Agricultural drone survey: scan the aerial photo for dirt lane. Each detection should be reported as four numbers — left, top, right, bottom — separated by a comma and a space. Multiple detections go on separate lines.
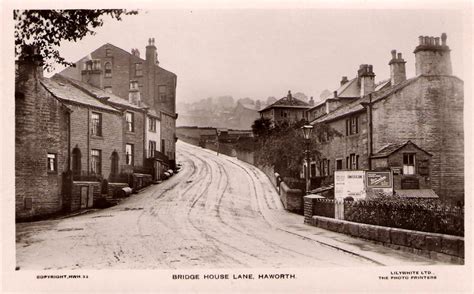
15, 141, 438, 269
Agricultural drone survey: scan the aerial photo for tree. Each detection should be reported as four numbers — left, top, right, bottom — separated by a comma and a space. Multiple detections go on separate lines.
255, 100, 262, 110
251, 117, 272, 138
266, 96, 277, 105
254, 120, 341, 178
14, 9, 137, 70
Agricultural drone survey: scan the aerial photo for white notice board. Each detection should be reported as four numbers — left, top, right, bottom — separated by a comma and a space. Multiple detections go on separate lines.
334, 170, 366, 200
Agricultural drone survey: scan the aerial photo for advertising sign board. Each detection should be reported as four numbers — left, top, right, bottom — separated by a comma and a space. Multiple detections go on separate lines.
366, 171, 393, 194
334, 170, 366, 200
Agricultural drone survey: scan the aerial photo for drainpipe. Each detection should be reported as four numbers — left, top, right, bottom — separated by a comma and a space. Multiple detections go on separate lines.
87, 108, 90, 173
67, 111, 71, 171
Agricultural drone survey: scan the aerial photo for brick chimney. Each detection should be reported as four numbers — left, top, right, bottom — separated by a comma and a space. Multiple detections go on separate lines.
389, 50, 407, 86
309, 96, 314, 106
81, 56, 103, 89
287, 90, 292, 101
414, 33, 452, 75
131, 48, 140, 58
128, 80, 141, 105
358, 64, 375, 97
340, 76, 349, 86
146, 38, 158, 66
16, 45, 43, 82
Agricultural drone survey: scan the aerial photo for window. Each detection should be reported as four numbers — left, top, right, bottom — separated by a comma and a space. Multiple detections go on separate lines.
149, 117, 156, 132
135, 63, 143, 76
104, 62, 112, 78
91, 112, 102, 136
161, 139, 165, 153
106, 48, 112, 57
104, 86, 112, 93
346, 115, 359, 135
149, 141, 156, 158
350, 153, 359, 170
403, 153, 416, 175
336, 159, 343, 170
47, 153, 57, 172
125, 112, 134, 132
91, 149, 102, 175
126, 144, 134, 165
159, 85, 167, 101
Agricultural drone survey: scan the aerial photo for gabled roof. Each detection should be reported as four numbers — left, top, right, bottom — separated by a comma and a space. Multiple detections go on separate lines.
54, 74, 146, 111
41, 78, 119, 113
62, 43, 177, 79
326, 78, 360, 99
312, 97, 364, 124
259, 92, 310, 112
312, 76, 421, 124
371, 140, 433, 158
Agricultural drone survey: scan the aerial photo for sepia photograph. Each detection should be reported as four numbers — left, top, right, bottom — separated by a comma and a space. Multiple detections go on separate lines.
2, 1, 473, 293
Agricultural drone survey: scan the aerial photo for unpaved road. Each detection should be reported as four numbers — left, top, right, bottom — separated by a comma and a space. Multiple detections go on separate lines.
16, 141, 440, 269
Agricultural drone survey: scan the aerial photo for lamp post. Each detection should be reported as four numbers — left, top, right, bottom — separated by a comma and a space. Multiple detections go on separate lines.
301, 124, 313, 195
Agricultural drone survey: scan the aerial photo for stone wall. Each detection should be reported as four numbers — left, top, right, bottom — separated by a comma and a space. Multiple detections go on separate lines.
123, 109, 146, 167
279, 182, 303, 212
107, 182, 130, 201
372, 76, 464, 202
69, 181, 101, 212
236, 150, 255, 165
68, 103, 123, 180
15, 61, 69, 220
304, 196, 464, 263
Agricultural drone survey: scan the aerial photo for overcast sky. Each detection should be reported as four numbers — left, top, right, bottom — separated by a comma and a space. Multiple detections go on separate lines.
48, 9, 466, 103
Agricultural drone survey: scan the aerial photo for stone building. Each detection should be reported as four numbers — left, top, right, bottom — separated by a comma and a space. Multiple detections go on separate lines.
259, 90, 310, 126
15, 50, 70, 220
309, 33, 463, 204
60, 38, 178, 168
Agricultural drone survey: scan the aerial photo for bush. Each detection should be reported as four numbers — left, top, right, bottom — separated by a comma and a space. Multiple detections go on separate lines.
343, 194, 464, 236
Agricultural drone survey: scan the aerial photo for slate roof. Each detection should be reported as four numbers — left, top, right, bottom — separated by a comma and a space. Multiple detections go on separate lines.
371, 140, 433, 158
259, 93, 310, 112
41, 78, 119, 113
312, 76, 421, 124
55, 74, 146, 111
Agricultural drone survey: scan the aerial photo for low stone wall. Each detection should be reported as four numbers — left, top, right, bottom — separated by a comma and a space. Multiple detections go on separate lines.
236, 150, 255, 165
304, 196, 464, 263
107, 183, 129, 200
69, 181, 101, 212
279, 181, 303, 212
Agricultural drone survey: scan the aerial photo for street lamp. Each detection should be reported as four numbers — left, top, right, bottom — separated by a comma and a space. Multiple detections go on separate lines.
301, 124, 313, 195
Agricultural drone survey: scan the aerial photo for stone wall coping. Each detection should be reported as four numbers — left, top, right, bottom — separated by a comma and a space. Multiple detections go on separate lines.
304, 194, 325, 199
313, 216, 464, 241
280, 181, 302, 193
73, 181, 101, 184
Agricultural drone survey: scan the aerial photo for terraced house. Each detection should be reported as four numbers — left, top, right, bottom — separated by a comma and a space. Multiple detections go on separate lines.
308, 34, 463, 204
60, 38, 178, 168
15, 38, 178, 220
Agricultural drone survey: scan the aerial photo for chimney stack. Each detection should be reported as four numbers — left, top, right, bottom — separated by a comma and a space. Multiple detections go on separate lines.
287, 90, 292, 101
414, 33, 452, 75
131, 48, 140, 58
17, 45, 44, 81
340, 76, 349, 86
358, 64, 375, 97
309, 96, 314, 106
128, 80, 141, 105
146, 37, 159, 66
81, 58, 103, 89
389, 49, 407, 86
